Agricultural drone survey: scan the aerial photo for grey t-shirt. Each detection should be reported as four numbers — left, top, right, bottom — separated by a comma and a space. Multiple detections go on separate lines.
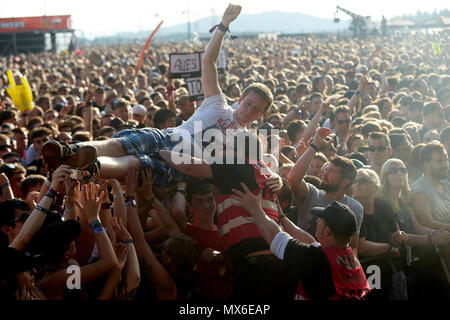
410, 175, 450, 224
295, 183, 364, 235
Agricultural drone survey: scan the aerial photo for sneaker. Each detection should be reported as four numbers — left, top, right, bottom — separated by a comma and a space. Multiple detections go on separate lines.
42, 140, 98, 179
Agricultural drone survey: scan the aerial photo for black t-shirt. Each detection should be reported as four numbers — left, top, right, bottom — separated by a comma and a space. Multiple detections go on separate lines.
359, 198, 397, 243
209, 161, 260, 195
283, 240, 336, 299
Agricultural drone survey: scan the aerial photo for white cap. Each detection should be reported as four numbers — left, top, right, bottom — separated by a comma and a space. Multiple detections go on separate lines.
132, 104, 146, 116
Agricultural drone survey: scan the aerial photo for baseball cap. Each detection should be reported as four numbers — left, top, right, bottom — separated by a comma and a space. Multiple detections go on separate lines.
311, 201, 357, 237
32, 220, 81, 266
0, 247, 38, 279
132, 104, 146, 117
0, 199, 30, 228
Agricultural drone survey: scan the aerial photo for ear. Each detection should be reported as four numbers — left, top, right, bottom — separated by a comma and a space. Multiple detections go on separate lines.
1, 225, 11, 235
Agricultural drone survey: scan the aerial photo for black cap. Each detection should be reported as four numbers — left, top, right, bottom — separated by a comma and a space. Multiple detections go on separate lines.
32, 220, 81, 265
311, 201, 357, 237
0, 247, 38, 279
0, 199, 30, 227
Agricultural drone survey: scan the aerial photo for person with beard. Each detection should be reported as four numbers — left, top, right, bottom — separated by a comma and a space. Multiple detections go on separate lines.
288, 128, 364, 254
411, 142, 450, 231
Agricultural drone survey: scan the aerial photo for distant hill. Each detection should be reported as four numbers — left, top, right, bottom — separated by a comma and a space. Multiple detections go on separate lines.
85, 11, 351, 44
158, 11, 351, 36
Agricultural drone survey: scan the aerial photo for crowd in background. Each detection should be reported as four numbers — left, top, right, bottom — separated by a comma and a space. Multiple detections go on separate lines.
0, 28, 450, 300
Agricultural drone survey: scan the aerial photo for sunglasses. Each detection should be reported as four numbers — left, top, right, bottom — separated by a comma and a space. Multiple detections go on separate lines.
354, 178, 372, 185
368, 145, 388, 152
0, 145, 11, 151
337, 119, 351, 125
387, 167, 408, 175
8, 212, 30, 226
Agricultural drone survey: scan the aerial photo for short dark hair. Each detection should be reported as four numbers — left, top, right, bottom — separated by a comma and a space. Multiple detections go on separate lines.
286, 120, 306, 142
368, 131, 391, 148
20, 174, 45, 197
30, 127, 52, 142
330, 156, 357, 187
185, 177, 214, 203
334, 105, 351, 118
153, 108, 176, 129
421, 142, 446, 165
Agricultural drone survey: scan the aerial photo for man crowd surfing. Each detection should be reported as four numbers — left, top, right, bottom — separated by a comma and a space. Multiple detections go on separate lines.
0, 4, 449, 300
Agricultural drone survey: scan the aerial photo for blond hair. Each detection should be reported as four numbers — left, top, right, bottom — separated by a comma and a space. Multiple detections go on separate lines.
378, 158, 411, 213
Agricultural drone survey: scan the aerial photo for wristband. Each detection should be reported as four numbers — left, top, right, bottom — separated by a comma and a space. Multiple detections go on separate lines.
175, 189, 186, 197
89, 220, 102, 230
46, 187, 57, 199
209, 23, 229, 34
278, 214, 287, 222
35, 205, 49, 214
0, 182, 10, 189
217, 23, 229, 33
309, 143, 319, 152
125, 196, 135, 202
126, 199, 137, 207
113, 193, 123, 198
123, 239, 133, 245
93, 227, 106, 235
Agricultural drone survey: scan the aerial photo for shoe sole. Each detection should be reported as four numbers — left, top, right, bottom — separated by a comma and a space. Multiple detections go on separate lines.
42, 141, 63, 173
62, 145, 98, 169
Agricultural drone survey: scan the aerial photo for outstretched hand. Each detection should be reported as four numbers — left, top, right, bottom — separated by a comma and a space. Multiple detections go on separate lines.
137, 168, 157, 201
312, 127, 334, 151
74, 182, 104, 221
232, 182, 263, 214
221, 4, 242, 27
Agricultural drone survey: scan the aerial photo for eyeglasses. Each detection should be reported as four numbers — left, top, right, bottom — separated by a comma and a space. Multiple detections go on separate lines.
387, 167, 408, 175
354, 178, 372, 185
8, 212, 30, 226
368, 145, 388, 152
337, 119, 351, 125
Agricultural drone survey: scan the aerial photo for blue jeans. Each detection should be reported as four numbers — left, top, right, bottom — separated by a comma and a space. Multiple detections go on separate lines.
113, 127, 182, 188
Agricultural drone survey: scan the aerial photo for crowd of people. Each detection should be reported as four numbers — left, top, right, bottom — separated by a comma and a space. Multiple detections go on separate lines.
0, 4, 450, 300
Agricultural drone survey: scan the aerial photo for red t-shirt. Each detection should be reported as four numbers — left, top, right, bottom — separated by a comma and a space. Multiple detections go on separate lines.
185, 223, 223, 253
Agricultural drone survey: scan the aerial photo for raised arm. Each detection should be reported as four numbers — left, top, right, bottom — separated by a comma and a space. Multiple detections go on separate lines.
128, 170, 177, 299
287, 128, 333, 203
301, 101, 328, 143
277, 202, 316, 244
0, 173, 14, 202
10, 165, 71, 251
202, 4, 241, 98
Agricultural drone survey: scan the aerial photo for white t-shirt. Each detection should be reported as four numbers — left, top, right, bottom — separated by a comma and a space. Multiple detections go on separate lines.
175, 94, 244, 135
173, 94, 245, 152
